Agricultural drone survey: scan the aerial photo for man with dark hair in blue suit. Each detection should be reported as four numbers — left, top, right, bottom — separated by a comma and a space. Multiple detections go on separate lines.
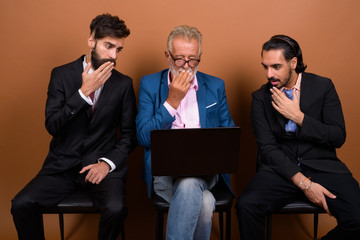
136, 25, 234, 239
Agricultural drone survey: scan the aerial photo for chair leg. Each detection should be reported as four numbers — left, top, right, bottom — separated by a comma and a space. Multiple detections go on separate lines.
156, 210, 164, 240
219, 211, 224, 240
59, 213, 64, 240
226, 209, 231, 240
314, 213, 319, 240
266, 214, 272, 240
121, 221, 125, 240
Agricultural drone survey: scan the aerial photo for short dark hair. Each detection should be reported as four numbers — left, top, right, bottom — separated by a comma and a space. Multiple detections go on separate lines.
90, 13, 130, 40
262, 35, 307, 73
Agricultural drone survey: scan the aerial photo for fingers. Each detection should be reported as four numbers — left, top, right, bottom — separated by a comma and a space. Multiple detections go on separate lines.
79, 166, 90, 174
80, 163, 108, 184
83, 61, 92, 74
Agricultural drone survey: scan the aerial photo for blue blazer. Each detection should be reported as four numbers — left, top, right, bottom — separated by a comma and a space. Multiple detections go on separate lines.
136, 69, 235, 196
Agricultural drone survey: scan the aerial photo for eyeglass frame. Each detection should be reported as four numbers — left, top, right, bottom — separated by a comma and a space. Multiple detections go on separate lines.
168, 51, 201, 68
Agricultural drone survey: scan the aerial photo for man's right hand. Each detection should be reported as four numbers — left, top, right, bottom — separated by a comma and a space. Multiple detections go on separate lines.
166, 70, 192, 109
80, 61, 114, 97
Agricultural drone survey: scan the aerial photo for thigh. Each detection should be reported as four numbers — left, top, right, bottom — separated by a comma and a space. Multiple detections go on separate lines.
88, 177, 126, 210
311, 171, 360, 223
239, 167, 302, 211
13, 173, 79, 207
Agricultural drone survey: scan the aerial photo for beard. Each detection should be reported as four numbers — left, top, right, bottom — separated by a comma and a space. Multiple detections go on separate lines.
169, 61, 198, 82
268, 67, 292, 89
91, 43, 116, 70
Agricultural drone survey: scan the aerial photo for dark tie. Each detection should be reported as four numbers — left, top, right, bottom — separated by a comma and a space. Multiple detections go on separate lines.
89, 91, 95, 102
89, 91, 95, 111
283, 89, 297, 133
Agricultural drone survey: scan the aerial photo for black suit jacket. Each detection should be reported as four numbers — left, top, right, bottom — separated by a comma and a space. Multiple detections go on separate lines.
252, 72, 350, 180
39, 56, 137, 179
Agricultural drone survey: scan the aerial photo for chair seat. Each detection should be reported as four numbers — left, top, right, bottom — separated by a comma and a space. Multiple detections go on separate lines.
152, 183, 234, 211
272, 200, 326, 214
42, 190, 99, 214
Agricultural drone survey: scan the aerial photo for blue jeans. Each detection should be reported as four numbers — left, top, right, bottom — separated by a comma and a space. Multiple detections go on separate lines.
154, 176, 218, 240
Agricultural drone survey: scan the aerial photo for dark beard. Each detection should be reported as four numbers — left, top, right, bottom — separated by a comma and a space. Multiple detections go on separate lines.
91, 46, 116, 70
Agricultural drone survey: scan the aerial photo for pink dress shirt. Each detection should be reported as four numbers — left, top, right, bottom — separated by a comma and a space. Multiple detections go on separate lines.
163, 70, 201, 129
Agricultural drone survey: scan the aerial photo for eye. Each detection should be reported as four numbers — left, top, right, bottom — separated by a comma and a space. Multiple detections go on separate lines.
273, 65, 281, 70
116, 48, 122, 53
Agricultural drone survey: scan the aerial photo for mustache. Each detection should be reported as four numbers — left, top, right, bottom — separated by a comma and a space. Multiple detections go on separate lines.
94, 58, 116, 68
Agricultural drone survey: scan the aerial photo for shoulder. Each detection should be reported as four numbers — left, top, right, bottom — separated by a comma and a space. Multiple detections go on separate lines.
252, 82, 270, 99
52, 56, 84, 74
140, 69, 168, 88
196, 71, 225, 88
111, 69, 133, 85
302, 72, 334, 89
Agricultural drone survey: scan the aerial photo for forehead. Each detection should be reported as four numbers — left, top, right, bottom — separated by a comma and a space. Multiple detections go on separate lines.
261, 49, 286, 65
171, 37, 199, 56
97, 36, 125, 47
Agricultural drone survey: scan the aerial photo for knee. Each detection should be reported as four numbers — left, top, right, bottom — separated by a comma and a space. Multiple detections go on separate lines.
202, 190, 215, 213
101, 200, 127, 220
11, 193, 34, 215
235, 191, 261, 216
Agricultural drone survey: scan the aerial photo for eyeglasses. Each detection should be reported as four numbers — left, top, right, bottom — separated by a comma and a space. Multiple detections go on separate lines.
168, 52, 201, 68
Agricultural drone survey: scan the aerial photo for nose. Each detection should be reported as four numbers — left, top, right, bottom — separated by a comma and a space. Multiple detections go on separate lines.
109, 49, 117, 60
266, 68, 273, 79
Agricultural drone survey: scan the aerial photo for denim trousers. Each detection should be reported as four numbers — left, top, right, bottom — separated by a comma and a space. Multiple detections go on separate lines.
154, 175, 218, 240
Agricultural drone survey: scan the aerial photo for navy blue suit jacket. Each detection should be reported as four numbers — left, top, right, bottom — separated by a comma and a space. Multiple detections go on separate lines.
136, 69, 235, 196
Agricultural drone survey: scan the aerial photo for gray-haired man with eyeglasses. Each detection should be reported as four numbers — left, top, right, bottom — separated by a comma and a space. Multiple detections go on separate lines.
136, 25, 234, 239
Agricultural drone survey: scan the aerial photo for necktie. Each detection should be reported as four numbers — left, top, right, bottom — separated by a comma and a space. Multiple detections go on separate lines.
89, 91, 95, 111
89, 91, 95, 102
283, 89, 297, 133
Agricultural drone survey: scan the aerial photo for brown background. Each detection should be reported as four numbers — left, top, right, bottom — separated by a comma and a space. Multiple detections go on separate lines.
1, 0, 360, 239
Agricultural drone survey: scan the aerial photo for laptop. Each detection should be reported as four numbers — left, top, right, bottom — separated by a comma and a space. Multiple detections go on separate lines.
151, 127, 241, 176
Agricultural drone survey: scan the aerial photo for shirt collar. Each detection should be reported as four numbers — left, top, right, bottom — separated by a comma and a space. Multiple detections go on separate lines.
283, 72, 302, 91
82, 55, 94, 74
167, 70, 198, 91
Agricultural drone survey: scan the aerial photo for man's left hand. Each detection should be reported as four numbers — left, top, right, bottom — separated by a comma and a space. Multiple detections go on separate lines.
270, 87, 304, 126
79, 161, 110, 184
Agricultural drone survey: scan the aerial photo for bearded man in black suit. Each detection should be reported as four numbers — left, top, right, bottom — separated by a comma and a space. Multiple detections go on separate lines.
236, 35, 360, 240
11, 13, 137, 240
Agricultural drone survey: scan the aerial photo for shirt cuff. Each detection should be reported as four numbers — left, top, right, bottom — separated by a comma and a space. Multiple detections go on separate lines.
78, 89, 93, 105
98, 158, 116, 172
164, 101, 177, 117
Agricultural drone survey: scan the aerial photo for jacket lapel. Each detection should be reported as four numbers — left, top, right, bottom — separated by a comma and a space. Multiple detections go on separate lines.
196, 76, 206, 128
160, 71, 169, 104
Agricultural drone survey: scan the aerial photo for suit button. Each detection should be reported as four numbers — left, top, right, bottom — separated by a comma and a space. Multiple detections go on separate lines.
70, 111, 75, 115
297, 157, 302, 161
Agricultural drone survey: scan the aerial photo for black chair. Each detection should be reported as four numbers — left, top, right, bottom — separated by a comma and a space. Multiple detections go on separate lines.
41, 189, 125, 240
266, 199, 326, 240
152, 178, 233, 240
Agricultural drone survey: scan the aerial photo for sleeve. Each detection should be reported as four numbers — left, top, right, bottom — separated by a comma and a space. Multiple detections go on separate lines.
251, 91, 301, 179
218, 80, 235, 127
45, 68, 90, 136
102, 80, 138, 169
298, 79, 346, 148
136, 77, 175, 149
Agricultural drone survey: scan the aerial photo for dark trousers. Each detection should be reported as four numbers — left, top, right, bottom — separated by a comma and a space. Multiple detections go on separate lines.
236, 166, 360, 240
11, 166, 127, 240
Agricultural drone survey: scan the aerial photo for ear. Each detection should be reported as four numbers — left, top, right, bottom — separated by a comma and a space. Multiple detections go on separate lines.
290, 57, 298, 70
88, 35, 95, 49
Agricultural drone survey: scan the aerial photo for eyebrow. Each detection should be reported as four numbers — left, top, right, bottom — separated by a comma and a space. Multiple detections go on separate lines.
261, 63, 282, 67
105, 41, 123, 50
